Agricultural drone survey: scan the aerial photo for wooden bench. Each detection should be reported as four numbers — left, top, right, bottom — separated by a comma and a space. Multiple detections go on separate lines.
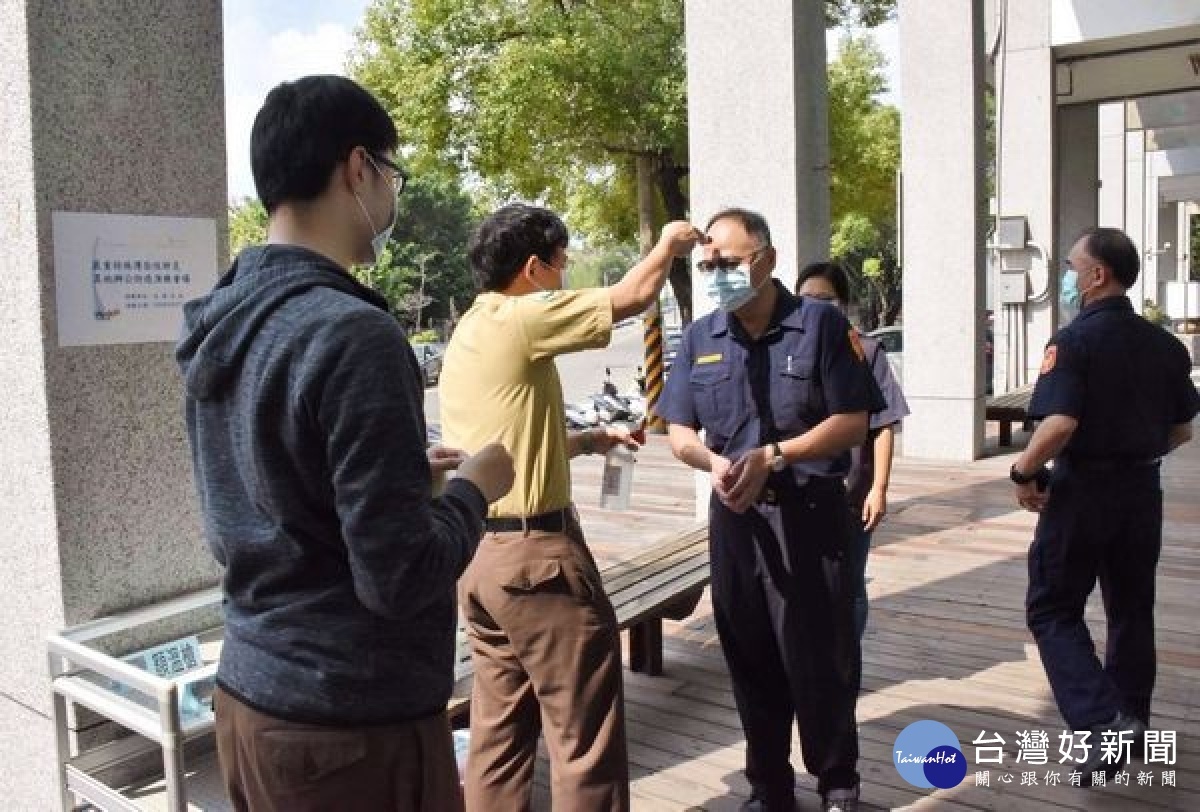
449, 524, 709, 722
50, 527, 712, 806
986, 383, 1035, 447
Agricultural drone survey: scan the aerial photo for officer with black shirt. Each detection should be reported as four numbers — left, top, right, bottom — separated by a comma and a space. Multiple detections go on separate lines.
1013, 226, 1199, 785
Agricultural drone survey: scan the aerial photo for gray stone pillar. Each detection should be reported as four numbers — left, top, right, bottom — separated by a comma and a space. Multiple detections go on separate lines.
1177, 203, 1192, 285
1056, 105, 1099, 265
684, 0, 829, 297
0, 2, 225, 806
685, 0, 830, 515
898, 0, 987, 459
1096, 102, 1127, 229
995, 0, 1056, 387
1145, 192, 1170, 306
1126, 128, 1148, 311
1056, 103, 1098, 324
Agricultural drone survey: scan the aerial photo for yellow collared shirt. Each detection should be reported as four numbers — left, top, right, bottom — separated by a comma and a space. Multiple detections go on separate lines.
439, 288, 613, 517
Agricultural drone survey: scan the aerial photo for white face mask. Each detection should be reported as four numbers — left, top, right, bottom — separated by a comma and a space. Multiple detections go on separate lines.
532, 257, 567, 291
354, 154, 398, 264
354, 191, 396, 264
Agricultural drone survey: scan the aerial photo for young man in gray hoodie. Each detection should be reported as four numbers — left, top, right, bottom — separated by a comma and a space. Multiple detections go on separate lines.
176, 75, 514, 812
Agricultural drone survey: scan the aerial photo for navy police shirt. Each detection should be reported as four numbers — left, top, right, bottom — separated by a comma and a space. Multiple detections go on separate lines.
1029, 295, 1200, 461
846, 332, 911, 508
658, 281, 885, 481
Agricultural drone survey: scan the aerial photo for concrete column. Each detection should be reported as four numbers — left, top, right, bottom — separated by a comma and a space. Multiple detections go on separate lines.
0, 2, 224, 806
1055, 103, 1098, 326
1126, 129, 1147, 311
899, 0, 987, 459
1149, 197, 1175, 305
1140, 173, 1161, 308
685, 0, 829, 514
1178, 203, 1193, 284
995, 0, 1056, 389
1096, 102, 1127, 228
685, 0, 829, 299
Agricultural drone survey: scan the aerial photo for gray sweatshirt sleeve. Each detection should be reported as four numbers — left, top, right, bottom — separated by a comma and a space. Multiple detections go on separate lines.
308, 310, 486, 620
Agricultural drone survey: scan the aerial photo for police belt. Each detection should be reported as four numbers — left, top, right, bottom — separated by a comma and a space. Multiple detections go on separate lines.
1058, 455, 1162, 473
756, 476, 843, 506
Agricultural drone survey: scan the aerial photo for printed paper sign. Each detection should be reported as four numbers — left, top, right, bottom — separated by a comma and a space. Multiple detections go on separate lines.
52, 211, 218, 346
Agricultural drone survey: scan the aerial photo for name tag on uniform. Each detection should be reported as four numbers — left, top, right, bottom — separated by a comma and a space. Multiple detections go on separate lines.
696, 353, 723, 365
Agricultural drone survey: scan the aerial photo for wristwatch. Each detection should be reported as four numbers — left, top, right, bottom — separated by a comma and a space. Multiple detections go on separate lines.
768, 442, 787, 473
1009, 463, 1041, 485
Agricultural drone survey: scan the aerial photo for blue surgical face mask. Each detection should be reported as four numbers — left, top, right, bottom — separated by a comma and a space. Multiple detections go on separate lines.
1059, 269, 1082, 310
706, 266, 759, 312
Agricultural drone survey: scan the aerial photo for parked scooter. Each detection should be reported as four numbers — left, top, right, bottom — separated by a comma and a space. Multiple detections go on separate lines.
562, 367, 649, 432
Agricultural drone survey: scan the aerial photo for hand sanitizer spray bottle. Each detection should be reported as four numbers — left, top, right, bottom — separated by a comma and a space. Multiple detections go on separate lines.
600, 444, 635, 510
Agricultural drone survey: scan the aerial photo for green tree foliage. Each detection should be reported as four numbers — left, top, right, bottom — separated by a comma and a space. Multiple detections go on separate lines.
352, 0, 895, 323
827, 0, 895, 27
226, 176, 477, 330
352, 173, 478, 328
228, 198, 267, 255
827, 34, 901, 329
352, 0, 693, 316
567, 245, 638, 290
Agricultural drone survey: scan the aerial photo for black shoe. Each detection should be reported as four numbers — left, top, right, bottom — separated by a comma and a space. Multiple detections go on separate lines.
822, 786, 860, 812
1080, 712, 1146, 786
740, 795, 798, 812
1130, 713, 1149, 758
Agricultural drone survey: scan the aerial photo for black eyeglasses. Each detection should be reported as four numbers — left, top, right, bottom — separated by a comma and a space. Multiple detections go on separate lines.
367, 151, 409, 194
695, 248, 765, 274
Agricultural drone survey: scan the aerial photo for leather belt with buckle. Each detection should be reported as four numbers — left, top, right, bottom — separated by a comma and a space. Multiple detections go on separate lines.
484, 509, 570, 533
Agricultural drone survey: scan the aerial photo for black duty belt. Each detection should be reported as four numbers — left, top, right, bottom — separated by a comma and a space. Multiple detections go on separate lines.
485, 508, 570, 533
1061, 456, 1162, 472
754, 476, 843, 506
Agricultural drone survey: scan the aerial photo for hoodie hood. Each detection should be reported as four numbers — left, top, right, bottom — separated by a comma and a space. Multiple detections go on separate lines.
176, 244, 389, 401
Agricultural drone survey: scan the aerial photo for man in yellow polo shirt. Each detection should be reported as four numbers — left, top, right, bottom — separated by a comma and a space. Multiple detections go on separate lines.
441, 203, 704, 811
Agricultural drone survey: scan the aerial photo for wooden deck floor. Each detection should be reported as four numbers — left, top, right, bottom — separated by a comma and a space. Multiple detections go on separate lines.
126, 422, 1199, 810
547, 430, 1200, 811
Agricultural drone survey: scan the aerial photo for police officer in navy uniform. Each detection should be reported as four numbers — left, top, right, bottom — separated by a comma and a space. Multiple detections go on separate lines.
1014, 227, 1199, 785
659, 209, 884, 812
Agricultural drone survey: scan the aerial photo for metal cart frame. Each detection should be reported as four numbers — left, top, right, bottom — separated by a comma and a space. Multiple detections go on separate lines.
47, 586, 222, 812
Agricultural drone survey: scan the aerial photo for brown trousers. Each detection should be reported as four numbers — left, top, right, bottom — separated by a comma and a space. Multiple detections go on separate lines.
214, 687, 463, 812
458, 513, 629, 811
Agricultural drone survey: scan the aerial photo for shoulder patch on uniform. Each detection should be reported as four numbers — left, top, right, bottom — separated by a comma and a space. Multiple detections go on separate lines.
696, 353, 723, 365
848, 329, 865, 362
1040, 345, 1057, 374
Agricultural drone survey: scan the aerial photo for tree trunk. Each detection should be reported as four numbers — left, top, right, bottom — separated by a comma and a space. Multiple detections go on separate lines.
636, 154, 657, 258
655, 151, 692, 325
872, 285, 886, 331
